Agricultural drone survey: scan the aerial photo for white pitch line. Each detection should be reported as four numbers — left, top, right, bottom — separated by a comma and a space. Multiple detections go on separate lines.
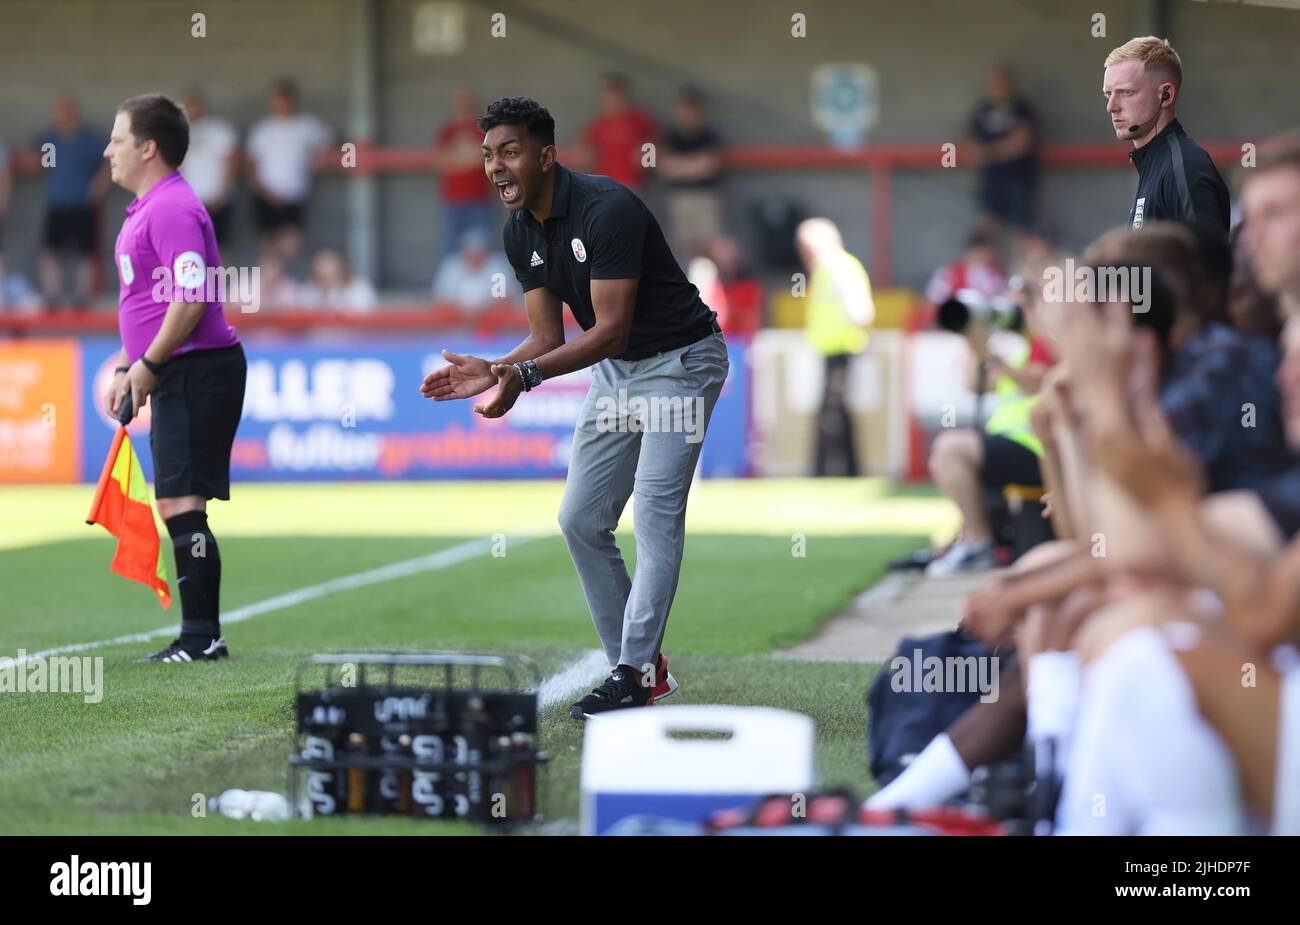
534, 650, 610, 710
14, 535, 541, 667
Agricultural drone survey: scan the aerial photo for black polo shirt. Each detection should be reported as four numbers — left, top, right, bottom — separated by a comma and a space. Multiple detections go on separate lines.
1127, 119, 1230, 236
502, 163, 718, 360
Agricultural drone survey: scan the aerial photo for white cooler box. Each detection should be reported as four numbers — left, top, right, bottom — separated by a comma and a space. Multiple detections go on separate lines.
580, 705, 816, 835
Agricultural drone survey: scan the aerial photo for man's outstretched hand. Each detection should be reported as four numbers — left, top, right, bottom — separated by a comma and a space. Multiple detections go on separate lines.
474, 363, 525, 419
420, 349, 497, 401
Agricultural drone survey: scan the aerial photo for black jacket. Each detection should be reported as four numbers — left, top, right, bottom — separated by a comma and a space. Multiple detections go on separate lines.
1127, 119, 1230, 235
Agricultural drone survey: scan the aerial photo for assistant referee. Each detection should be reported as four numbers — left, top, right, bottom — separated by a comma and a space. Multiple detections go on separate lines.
102, 94, 246, 663
420, 97, 728, 719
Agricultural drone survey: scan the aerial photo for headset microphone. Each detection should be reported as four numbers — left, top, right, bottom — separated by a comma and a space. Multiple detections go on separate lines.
1128, 88, 1170, 136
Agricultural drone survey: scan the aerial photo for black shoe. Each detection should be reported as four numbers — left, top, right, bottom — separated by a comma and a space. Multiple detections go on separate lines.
569, 669, 653, 720
142, 636, 228, 663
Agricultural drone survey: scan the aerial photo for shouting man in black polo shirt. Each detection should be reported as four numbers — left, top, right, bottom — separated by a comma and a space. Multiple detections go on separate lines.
1102, 36, 1230, 237
420, 97, 729, 719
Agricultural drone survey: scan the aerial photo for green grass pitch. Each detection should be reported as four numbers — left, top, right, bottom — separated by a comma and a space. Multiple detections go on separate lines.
0, 478, 954, 834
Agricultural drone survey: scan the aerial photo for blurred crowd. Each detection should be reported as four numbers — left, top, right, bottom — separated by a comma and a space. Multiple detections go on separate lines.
0, 81, 338, 311
0, 64, 1098, 328
0, 74, 763, 319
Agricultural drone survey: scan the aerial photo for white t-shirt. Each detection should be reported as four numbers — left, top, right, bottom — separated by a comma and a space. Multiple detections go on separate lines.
298, 278, 377, 313
179, 117, 237, 205
432, 253, 516, 312
246, 113, 331, 203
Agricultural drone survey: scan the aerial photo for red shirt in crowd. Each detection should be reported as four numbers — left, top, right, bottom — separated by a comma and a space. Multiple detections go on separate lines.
436, 118, 491, 204
581, 108, 659, 189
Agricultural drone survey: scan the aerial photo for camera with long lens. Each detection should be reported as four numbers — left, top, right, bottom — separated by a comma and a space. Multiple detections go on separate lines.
937, 286, 1024, 334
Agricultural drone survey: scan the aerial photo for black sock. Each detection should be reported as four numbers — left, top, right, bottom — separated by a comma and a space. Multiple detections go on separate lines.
165, 511, 222, 644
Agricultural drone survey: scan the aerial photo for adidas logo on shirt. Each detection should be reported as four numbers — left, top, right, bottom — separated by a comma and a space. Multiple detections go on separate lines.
530, 250, 544, 267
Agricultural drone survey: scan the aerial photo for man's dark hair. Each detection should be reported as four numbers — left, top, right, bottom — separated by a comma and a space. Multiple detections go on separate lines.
118, 94, 189, 168
478, 97, 556, 149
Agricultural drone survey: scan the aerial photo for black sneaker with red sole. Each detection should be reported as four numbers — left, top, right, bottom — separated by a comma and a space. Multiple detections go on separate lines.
652, 653, 679, 701
570, 669, 653, 719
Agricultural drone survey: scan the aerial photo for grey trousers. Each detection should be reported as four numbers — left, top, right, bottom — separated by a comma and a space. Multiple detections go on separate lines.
558, 331, 729, 673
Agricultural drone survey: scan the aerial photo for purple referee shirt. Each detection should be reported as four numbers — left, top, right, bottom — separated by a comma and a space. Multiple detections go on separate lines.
114, 171, 238, 362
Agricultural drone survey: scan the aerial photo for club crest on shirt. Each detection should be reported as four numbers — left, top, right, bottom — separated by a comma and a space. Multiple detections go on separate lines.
118, 253, 135, 285
571, 238, 587, 263
1132, 197, 1146, 230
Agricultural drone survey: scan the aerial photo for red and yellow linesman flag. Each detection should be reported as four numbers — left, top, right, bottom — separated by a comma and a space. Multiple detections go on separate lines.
85, 424, 172, 609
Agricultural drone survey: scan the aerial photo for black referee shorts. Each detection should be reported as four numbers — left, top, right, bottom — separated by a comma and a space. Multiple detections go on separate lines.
149, 343, 247, 500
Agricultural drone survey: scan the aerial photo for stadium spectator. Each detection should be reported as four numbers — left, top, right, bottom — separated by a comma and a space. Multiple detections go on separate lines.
926, 274, 1057, 576
0, 144, 39, 312
659, 87, 724, 260
36, 95, 108, 306
245, 79, 332, 267
703, 234, 763, 333
962, 65, 1039, 231
179, 89, 239, 245
433, 87, 494, 259
705, 235, 752, 286
431, 227, 514, 313
574, 74, 658, 190
299, 248, 376, 312
924, 227, 1005, 305
796, 217, 874, 477
237, 254, 300, 312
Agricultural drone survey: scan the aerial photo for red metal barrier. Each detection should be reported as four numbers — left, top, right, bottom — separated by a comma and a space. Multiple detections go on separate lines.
7, 139, 1245, 321
0, 304, 524, 336
317, 140, 1244, 288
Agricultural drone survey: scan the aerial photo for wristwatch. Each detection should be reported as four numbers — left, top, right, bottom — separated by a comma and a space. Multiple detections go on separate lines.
139, 356, 165, 376
513, 360, 544, 392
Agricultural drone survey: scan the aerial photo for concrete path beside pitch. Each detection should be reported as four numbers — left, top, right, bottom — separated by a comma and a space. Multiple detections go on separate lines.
776, 570, 996, 662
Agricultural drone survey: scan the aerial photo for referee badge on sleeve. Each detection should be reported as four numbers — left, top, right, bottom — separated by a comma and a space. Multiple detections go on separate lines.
174, 251, 207, 289
571, 238, 587, 263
